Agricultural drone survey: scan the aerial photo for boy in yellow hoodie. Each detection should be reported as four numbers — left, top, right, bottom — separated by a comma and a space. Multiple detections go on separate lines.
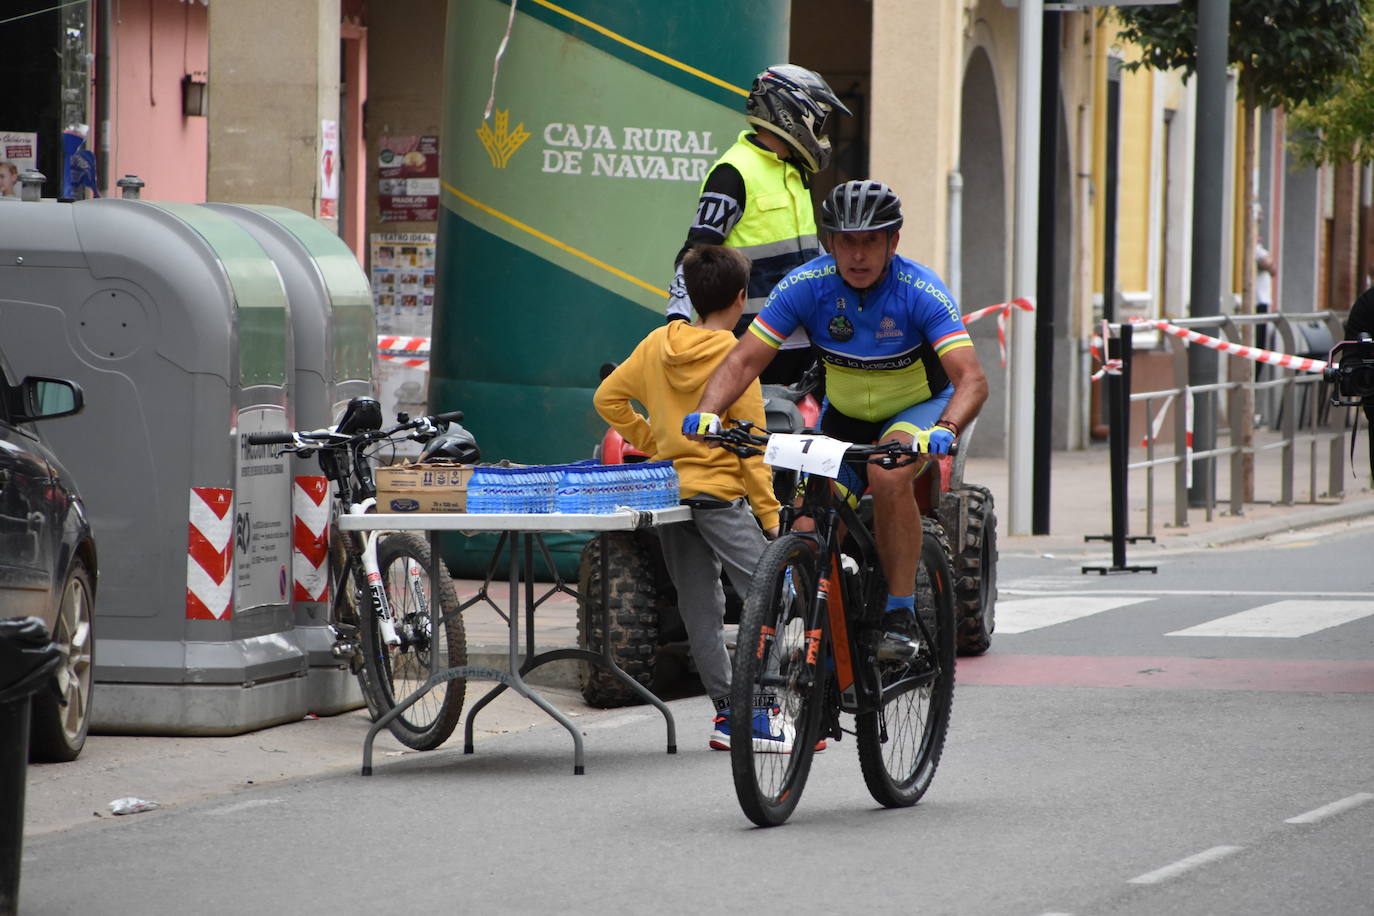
594, 245, 784, 751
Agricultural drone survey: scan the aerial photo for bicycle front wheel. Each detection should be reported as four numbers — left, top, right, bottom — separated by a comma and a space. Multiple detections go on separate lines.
857, 517, 956, 808
359, 531, 467, 750
730, 534, 825, 827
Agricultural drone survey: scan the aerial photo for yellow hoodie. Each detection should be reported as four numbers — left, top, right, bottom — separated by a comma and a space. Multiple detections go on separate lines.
594, 322, 781, 530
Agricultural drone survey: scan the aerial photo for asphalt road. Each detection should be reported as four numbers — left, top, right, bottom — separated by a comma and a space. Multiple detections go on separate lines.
15, 519, 1374, 916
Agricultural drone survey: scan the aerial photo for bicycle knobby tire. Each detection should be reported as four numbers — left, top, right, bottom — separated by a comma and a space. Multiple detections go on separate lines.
856, 517, 956, 808
730, 534, 825, 827
359, 531, 466, 750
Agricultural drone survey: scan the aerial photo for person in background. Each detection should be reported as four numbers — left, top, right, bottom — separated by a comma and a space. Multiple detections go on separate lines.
1255, 239, 1276, 358
1344, 285, 1374, 482
595, 245, 791, 752
0, 162, 20, 199
665, 64, 850, 387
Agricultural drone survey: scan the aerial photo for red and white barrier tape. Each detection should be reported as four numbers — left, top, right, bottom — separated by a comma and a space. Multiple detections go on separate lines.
1090, 319, 1123, 381
378, 335, 430, 368
962, 296, 1035, 366
1130, 318, 1328, 373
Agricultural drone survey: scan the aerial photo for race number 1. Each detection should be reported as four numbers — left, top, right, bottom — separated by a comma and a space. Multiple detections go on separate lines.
764, 433, 851, 479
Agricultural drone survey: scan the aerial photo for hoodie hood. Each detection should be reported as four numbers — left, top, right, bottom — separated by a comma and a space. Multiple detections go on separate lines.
660, 321, 736, 392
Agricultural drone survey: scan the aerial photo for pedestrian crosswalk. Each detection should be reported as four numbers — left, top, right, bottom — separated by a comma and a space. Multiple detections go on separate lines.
996, 587, 1374, 639
993, 596, 1153, 634
1166, 600, 1374, 638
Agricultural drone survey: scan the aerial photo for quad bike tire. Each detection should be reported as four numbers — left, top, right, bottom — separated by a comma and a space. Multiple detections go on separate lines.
576, 531, 662, 708
942, 484, 998, 656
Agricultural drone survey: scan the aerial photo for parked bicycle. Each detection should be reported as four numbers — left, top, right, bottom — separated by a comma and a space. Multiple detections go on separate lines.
710, 422, 957, 827
245, 397, 473, 751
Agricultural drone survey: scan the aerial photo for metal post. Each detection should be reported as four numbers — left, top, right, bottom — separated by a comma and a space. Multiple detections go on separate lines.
1084, 322, 1156, 574
18, 170, 44, 203
947, 170, 963, 306
1188, 0, 1230, 506
1009, 0, 1043, 536
1032, 10, 1061, 535
1103, 55, 1122, 324
116, 175, 145, 200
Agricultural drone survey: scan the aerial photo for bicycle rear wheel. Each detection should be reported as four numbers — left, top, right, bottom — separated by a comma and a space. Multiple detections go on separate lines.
856, 517, 956, 808
359, 531, 467, 750
730, 534, 825, 827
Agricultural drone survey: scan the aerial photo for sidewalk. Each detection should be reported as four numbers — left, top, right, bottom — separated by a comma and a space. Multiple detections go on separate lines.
25, 442, 1374, 841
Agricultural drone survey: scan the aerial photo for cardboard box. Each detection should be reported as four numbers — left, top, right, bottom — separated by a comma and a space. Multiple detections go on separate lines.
374, 463, 476, 513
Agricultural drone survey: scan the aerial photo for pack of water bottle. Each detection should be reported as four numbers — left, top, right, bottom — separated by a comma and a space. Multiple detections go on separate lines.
465, 460, 680, 515
553, 461, 680, 514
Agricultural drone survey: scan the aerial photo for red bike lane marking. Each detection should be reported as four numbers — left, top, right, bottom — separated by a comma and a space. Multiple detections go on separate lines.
957, 655, 1374, 692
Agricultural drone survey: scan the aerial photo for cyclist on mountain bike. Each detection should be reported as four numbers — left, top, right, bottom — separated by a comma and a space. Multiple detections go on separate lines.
685, 179, 989, 657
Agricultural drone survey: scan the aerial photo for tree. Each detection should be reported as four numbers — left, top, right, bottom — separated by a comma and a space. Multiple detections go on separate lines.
1289, 5, 1374, 166
1116, 0, 1365, 499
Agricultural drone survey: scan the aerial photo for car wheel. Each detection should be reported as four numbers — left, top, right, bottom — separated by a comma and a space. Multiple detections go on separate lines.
30, 556, 95, 763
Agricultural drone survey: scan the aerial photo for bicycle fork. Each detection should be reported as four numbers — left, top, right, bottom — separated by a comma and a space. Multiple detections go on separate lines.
347, 503, 402, 649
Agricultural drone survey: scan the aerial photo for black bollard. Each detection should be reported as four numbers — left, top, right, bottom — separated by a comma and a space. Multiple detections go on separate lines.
0, 618, 62, 916
1084, 322, 1157, 574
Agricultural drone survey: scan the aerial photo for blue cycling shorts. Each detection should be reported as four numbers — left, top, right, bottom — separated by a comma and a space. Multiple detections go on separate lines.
817, 385, 954, 505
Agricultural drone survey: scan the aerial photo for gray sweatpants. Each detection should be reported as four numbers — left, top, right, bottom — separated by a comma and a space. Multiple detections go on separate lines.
657, 497, 769, 702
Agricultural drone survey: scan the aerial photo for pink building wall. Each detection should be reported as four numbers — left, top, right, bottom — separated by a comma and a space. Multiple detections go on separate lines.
107, 0, 209, 202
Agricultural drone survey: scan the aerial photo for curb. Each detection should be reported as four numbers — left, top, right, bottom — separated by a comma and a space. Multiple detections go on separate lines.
1003, 495, 1374, 559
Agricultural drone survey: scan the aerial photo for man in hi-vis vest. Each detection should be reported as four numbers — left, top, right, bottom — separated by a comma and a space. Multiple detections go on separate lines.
665, 65, 849, 386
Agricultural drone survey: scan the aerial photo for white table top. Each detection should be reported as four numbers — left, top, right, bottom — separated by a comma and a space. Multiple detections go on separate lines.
337, 504, 692, 533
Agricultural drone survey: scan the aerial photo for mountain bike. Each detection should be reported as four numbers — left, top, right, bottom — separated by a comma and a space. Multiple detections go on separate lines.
245, 397, 469, 751
710, 423, 957, 827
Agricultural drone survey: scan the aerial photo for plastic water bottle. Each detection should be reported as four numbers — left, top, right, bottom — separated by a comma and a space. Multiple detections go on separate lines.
466, 467, 492, 514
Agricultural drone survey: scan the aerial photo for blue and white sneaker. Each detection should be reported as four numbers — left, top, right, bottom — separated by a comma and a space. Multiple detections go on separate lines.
710, 706, 825, 753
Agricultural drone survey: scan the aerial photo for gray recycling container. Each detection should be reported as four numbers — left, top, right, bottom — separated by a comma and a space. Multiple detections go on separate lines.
207, 203, 375, 713
0, 197, 305, 735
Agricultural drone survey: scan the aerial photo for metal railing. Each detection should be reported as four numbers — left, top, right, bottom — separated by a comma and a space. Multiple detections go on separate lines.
1120, 310, 1354, 536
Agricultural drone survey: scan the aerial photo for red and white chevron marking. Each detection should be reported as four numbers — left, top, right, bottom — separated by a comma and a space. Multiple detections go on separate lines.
377, 335, 430, 368
187, 487, 234, 620
293, 476, 331, 602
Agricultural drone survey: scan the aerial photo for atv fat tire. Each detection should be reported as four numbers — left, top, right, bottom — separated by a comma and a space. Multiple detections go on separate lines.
946, 484, 998, 655
576, 532, 661, 707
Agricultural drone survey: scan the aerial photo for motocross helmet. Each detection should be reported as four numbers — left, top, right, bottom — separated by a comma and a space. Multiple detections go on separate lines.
746, 64, 850, 174
419, 424, 481, 464
820, 179, 904, 234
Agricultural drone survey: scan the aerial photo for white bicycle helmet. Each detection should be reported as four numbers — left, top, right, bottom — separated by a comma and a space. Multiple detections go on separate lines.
746, 64, 850, 174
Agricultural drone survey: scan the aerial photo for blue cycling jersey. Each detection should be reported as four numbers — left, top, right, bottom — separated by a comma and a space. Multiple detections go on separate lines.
749, 252, 972, 422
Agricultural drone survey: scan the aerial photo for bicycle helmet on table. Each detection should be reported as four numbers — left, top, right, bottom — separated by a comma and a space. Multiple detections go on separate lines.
820, 179, 904, 234
746, 64, 850, 174
419, 423, 481, 464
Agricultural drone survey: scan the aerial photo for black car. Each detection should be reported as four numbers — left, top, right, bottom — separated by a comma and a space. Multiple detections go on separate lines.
0, 356, 97, 762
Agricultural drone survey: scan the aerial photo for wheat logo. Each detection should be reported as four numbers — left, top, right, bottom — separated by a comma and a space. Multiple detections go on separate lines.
476, 110, 530, 168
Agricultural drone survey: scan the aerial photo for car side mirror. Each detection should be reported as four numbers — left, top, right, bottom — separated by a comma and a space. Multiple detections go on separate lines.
16, 377, 83, 422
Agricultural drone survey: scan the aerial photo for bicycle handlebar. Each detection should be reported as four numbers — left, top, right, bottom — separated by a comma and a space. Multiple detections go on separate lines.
244, 409, 462, 451
706, 422, 927, 467
244, 431, 298, 446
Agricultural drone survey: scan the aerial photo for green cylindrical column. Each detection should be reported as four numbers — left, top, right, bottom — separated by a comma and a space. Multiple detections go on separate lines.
434, 0, 789, 464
